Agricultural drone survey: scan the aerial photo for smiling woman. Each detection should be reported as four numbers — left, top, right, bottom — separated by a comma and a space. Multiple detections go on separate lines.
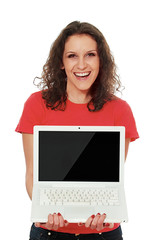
16, 20, 139, 240
35, 21, 121, 111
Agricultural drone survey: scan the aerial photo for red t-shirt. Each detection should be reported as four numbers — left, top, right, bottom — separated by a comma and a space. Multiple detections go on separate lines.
16, 91, 139, 233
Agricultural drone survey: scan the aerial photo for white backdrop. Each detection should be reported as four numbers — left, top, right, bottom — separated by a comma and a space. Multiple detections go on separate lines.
0, 0, 157, 239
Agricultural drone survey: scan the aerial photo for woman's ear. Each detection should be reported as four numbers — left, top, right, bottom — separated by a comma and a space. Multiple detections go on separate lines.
61, 61, 65, 70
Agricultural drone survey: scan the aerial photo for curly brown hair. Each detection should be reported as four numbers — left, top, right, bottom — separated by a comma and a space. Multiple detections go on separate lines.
35, 21, 122, 111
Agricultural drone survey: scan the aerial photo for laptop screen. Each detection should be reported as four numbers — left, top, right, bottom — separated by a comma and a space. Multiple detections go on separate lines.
39, 131, 120, 182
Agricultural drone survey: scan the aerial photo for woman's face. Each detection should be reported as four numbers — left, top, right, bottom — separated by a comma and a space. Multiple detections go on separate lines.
62, 34, 100, 97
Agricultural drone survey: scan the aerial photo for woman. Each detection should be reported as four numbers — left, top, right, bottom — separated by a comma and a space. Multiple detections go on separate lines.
16, 21, 139, 240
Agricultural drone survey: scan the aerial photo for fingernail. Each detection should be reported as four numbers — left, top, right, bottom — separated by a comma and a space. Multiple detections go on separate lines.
78, 222, 84, 226
105, 223, 110, 227
64, 220, 68, 223
97, 213, 101, 215
58, 212, 61, 216
91, 214, 95, 218
103, 213, 106, 216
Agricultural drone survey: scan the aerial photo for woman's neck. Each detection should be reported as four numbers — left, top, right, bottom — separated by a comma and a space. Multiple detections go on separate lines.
66, 85, 92, 104
67, 92, 91, 104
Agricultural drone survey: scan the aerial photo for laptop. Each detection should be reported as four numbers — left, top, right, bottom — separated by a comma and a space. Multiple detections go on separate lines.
31, 125, 128, 223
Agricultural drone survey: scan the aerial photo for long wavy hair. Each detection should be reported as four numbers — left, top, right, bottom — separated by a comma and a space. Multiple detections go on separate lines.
35, 21, 122, 111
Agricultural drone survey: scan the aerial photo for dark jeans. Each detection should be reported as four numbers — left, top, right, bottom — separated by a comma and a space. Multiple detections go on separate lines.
29, 224, 123, 240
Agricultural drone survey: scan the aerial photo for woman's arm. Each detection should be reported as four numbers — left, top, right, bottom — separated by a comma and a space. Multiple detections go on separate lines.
125, 138, 130, 160
22, 133, 33, 200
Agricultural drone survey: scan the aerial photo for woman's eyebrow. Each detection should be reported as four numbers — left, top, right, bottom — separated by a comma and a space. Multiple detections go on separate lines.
87, 50, 97, 52
65, 50, 97, 55
65, 51, 76, 54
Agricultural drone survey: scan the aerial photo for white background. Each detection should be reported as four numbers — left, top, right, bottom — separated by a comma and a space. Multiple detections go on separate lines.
0, 0, 157, 239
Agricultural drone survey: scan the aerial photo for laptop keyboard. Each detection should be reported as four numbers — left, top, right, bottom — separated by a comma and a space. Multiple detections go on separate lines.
40, 188, 119, 206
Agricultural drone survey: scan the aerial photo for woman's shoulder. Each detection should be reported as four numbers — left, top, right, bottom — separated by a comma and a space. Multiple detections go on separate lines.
107, 96, 130, 109
25, 91, 45, 106
15, 91, 46, 134
105, 96, 134, 118
23, 91, 47, 113
26, 91, 43, 101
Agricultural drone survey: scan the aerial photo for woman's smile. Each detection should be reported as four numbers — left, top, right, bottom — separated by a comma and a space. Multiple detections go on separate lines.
74, 71, 91, 80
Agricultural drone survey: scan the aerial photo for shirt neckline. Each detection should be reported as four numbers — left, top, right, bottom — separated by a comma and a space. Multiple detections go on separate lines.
67, 98, 88, 106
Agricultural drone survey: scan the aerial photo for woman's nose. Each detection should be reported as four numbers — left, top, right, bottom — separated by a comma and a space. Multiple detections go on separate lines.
77, 57, 87, 70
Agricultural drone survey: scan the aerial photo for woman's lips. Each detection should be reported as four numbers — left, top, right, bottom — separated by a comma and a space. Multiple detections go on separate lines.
74, 71, 91, 80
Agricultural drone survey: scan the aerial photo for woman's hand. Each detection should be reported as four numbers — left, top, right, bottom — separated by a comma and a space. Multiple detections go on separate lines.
35, 213, 69, 231
35, 213, 114, 232
78, 213, 114, 231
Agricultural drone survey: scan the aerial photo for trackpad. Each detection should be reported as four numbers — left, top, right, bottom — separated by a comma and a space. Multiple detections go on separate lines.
64, 206, 94, 222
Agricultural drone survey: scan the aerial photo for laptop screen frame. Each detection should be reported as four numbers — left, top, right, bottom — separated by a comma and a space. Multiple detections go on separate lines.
33, 125, 125, 187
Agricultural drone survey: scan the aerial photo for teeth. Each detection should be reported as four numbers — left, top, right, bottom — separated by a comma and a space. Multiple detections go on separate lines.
75, 72, 90, 77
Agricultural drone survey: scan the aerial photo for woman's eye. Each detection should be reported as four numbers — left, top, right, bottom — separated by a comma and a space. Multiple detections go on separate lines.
68, 54, 76, 58
87, 52, 96, 57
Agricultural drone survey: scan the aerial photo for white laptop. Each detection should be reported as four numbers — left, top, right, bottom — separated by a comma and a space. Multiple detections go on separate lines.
31, 125, 128, 223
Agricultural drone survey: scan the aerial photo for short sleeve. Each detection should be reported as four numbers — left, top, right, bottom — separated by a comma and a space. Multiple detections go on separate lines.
114, 100, 139, 142
15, 92, 45, 134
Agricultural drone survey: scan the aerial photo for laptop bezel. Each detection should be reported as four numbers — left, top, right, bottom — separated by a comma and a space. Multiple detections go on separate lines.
33, 125, 125, 187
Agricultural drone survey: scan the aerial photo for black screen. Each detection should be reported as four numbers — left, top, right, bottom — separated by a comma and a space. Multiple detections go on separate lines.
39, 131, 120, 182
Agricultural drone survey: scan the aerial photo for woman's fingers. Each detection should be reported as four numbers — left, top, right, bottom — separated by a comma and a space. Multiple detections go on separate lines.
90, 213, 101, 229
35, 222, 41, 228
35, 213, 69, 230
35, 212, 114, 231
84, 213, 114, 231
104, 222, 114, 229
96, 213, 106, 231
85, 214, 95, 228
52, 213, 69, 230
78, 222, 85, 226
58, 213, 65, 228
